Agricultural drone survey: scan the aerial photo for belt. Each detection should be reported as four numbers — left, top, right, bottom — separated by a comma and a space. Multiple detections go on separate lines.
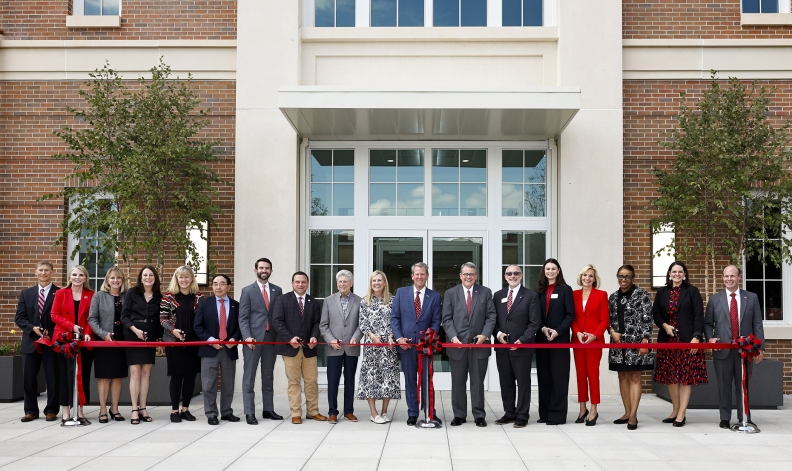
133, 318, 156, 324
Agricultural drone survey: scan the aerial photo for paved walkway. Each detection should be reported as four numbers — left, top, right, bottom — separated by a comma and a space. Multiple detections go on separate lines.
1, 391, 790, 471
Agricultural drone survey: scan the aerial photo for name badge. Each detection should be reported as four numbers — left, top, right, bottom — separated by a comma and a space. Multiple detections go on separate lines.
551, 294, 559, 299
501, 298, 508, 303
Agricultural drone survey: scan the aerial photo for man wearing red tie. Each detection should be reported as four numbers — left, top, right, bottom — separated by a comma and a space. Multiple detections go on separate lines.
194, 274, 241, 425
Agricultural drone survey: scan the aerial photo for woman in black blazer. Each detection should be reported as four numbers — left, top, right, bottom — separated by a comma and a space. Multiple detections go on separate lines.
535, 258, 575, 425
653, 261, 707, 427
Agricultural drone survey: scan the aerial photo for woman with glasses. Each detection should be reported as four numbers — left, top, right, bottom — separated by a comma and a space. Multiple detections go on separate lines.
607, 265, 654, 430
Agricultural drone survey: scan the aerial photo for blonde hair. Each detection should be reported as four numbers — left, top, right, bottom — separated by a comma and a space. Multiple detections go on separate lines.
364, 270, 392, 305
100, 266, 128, 294
577, 264, 602, 288
66, 265, 90, 289
167, 266, 199, 294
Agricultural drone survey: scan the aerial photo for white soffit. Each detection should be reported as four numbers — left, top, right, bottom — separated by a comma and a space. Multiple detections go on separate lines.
278, 87, 580, 141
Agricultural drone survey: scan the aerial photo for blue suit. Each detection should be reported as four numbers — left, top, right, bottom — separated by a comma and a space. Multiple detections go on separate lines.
391, 286, 441, 417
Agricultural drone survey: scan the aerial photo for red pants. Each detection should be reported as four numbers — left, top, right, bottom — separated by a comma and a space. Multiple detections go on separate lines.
573, 346, 602, 404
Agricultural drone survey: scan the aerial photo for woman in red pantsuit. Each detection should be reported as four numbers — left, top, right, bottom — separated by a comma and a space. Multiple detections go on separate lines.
572, 264, 609, 426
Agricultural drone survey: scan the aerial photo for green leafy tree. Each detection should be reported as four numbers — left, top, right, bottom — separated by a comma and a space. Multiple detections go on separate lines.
650, 72, 792, 297
41, 59, 228, 275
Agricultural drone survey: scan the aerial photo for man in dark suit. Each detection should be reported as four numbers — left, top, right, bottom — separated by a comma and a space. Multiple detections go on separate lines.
442, 262, 496, 427
704, 264, 765, 429
271, 271, 326, 424
14, 261, 60, 422
194, 274, 241, 425
238, 257, 283, 424
391, 262, 442, 426
492, 265, 541, 428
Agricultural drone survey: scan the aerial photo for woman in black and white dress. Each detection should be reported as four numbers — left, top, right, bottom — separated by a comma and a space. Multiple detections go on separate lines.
357, 270, 400, 424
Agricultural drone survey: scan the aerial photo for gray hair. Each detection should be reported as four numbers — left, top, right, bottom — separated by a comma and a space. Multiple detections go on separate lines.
336, 270, 354, 282
460, 262, 477, 274
411, 262, 429, 274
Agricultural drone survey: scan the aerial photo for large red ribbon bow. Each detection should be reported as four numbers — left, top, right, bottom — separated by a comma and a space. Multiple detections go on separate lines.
735, 334, 763, 422
416, 328, 442, 421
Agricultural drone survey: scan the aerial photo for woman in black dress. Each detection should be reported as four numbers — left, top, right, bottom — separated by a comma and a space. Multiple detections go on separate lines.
653, 261, 707, 427
608, 265, 654, 430
88, 267, 129, 423
121, 265, 162, 424
160, 266, 203, 423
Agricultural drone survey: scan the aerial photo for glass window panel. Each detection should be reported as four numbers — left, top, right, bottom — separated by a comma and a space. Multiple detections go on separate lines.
502, 150, 524, 182
102, 0, 119, 15
333, 184, 354, 216
746, 281, 765, 318
398, 149, 425, 181
765, 244, 782, 279
337, 0, 356, 26
525, 231, 546, 265
370, 150, 397, 182
399, 0, 425, 26
460, 183, 486, 216
461, 0, 487, 26
432, 183, 459, 216
333, 150, 355, 182
310, 231, 332, 264
762, 0, 779, 13
371, 0, 397, 26
765, 280, 783, 320
311, 184, 332, 216
523, 265, 542, 291
310, 265, 333, 299
524, 0, 543, 26
524, 184, 546, 217
432, 149, 459, 182
434, 0, 459, 26
745, 252, 764, 279
370, 183, 397, 215
334, 232, 355, 264
743, 0, 760, 12
524, 150, 546, 183
502, 183, 523, 217
502, 232, 524, 266
316, 0, 335, 26
502, 0, 522, 26
398, 183, 424, 215
311, 150, 333, 182
460, 149, 486, 182
85, 0, 101, 15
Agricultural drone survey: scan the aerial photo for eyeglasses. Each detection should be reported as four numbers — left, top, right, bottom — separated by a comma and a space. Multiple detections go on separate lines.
616, 275, 633, 280
461, 273, 477, 277
504, 272, 521, 276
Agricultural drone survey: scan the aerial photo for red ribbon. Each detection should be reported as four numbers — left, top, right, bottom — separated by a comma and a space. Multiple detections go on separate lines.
416, 329, 442, 421
50, 333, 86, 406
735, 334, 763, 420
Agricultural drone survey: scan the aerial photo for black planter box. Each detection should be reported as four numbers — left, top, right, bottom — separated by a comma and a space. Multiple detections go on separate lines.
0, 355, 46, 403
652, 359, 783, 409
87, 356, 201, 406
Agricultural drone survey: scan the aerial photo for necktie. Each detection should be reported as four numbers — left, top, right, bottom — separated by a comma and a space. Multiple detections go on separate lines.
506, 289, 513, 314
730, 292, 739, 340
262, 285, 270, 331
298, 296, 304, 317
466, 289, 472, 316
219, 298, 227, 341
38, 288, 45, 320
414, 291, 421, 320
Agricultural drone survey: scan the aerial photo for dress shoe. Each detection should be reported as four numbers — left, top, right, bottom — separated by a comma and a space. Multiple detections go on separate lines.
381, 413, 392, 423
246, 414, 259, 425
310, 413, 328, 421
719, 420, 730, 429
262, 410, 283, 420
344, 413, 358, 422
170, 412, 181, 423
613, 417, 629, 424
45, 413, 58, 422
406, 416, 418, 426
21, 414, 39, 422
513, 419, 527, 428
221, 413, 240, 422
207, 416, 220, 425
475, 417, 487, 427
292, 417, 302, 424
672, 417, 686, 427
627, 420, 638, 430
328, 415, 338, 424
371, 415, 386, 424
661, 416, 677, 424
494, 415, 515, 425
575, 409, 589, 424
450, 417, 466, 426
537, 418, 547, 423
585, 413, 599, 426
433, 416, 442, 425
180, 410, 196, 421
546, 420, 565, 425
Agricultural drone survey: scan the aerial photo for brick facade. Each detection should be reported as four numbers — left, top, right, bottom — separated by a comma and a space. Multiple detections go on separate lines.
0, 0, 236, 40
0, 79, 236, 342
624, 0, 792, 39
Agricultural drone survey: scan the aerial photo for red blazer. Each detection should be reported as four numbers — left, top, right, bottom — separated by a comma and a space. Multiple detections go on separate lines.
51, 287, 95, 342
572, 288, 609, 343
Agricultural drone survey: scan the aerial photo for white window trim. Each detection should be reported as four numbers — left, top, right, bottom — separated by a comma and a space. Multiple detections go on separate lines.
67, 0, 121, 28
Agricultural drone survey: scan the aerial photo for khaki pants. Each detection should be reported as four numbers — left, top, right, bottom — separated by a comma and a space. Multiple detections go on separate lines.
282, 348, 319, 418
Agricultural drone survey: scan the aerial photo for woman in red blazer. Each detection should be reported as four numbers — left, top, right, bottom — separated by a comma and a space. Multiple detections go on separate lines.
571, 264, 609, 426
51, 265, 94, 425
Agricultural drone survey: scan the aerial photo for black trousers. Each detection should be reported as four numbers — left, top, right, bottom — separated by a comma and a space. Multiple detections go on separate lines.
536, 347, 570, 423
56, 348, 93, 407
495, 350, 534, 421
170, 373, 197, 410
23, 347, 60, 416
326, 353, 358, 416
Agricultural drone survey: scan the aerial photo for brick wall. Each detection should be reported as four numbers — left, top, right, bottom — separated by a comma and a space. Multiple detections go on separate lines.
0, 79, 236, 342
624, 0, 792, 39
0, 0, 236, 40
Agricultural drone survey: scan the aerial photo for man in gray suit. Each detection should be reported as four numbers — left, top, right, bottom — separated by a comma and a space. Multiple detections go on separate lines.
319, 270, 363, 424
704, 264, 765, 429
441, 262, 496, 427
238, 257, 284, 425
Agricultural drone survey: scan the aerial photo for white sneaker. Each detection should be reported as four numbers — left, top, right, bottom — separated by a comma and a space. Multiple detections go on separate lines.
381, 413, 392, 423
371, 415, 386, 424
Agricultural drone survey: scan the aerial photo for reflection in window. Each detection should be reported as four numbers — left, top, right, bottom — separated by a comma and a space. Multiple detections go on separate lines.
370, 149, 425, 216
742, 0, 779, 13
502, 149, 546, 217
501, 231, 546, 290
432, 149, 486, 216
651, 224, 675, 288
434, 0, 487, 26
745, 204, 783, 320
316, 0, 356, 26
371, 0, 425, 26
186, 221, 209, 286
311, 149, 354, 216
502, 0, 542, 26
83, 0, 120, 15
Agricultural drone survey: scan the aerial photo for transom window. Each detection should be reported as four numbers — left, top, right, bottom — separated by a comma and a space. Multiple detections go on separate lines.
316, 0, 356, 26
371, 0, 425, 26
311, 149, 354, 216
433, 0, 487, 26
502, 0, 543, 26
502, 149, 546, 217
370, 149, 425, 216
432, 149, 486, 216
742, 0, 780, 13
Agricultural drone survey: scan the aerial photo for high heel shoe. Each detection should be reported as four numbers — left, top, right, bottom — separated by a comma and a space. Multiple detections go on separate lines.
138, 407, 152, 422
672, 417, 686, 427
585, 413, 599, 426
662, 416, 677, 424
575, 409, 589, 424
130, 409, 140, 425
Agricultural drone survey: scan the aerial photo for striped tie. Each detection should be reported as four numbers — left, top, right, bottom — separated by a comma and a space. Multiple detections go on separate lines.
38, 288, 45, 319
